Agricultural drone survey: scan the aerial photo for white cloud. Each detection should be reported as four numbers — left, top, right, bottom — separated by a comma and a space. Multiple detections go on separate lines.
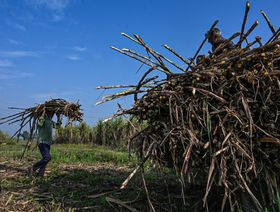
0, 59, 13, 67
0, 69, 35, 80
5, 19, 27, 31
29, 0, 70, 11
0, 51, 38, 58
74, 46, 87, 52
67, 55, 80, 61
8, 39, 20, 45
52, 13, 64, 22
13, 23, 26, 31
26, 0, 71, 22
21, 72, 35, 78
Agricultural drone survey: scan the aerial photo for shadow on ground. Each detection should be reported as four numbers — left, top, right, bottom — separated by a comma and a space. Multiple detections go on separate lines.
1, 162, 227, 211
1, 162, 141, 211
34, 166, 137, 211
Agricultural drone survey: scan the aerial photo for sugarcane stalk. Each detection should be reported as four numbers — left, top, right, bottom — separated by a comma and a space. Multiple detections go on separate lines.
111, 46, 163, 72
96, 85, 136, 89
0, 113, 28, 125
122, 48, 158, 66
266, 27, 280, 44
10, 116, 32, 139
260, 10, 276, 34
239, 1, 251, 43
121, 32, 141, 45
255, 36, 263, 47
272, 28, 280, 42
134, 66, 158, 101
158, 56, 185, 72
20, 118, 36, 160
8, 107, 28, 110
122, 32, 179, 70
134, 35, 172, 74
121, 33, 179, 73
8, 113, 33, 125
237, 20, 259, 46
0, 111, 26, 120
163, 44, 194, 69
96, 89, 146, 105
121, 141, 155, 189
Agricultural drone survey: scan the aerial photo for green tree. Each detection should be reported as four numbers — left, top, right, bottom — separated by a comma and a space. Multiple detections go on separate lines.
21, 131, 29, 140
53, 117, 143, 148
0, 130, 9, 142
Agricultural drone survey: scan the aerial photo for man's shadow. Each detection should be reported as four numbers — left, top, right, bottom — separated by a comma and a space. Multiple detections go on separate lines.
0, 163, 28, 174
9, 165, 138, 210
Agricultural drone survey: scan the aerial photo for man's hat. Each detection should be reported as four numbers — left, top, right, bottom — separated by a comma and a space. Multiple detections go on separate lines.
206, 27, 221, 39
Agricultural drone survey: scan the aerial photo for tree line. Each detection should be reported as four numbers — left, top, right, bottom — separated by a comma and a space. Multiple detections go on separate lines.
0, 117, 143, 149
0, 130, 9, 142
54, 117, 143, 149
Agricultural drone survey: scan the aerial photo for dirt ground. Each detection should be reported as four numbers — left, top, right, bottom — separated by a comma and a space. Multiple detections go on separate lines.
0, 159, 140, 211
0, 144, 222, 212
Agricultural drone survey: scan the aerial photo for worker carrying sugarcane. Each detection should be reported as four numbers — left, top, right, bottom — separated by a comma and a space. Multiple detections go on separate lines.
206, 27, 234, 55
28, 109, 62, 177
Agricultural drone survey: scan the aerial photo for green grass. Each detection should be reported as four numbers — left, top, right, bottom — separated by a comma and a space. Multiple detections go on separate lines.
275, 191, 280, 212
0, 142, 141, 210
0, 142, 186, 211
0, 141, 26, 157
0, 142, 137, 166
2, 142, 279, 211
52, 144, 137, 165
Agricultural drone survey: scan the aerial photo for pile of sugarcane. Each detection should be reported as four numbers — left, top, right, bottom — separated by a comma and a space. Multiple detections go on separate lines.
0, 98, 83, 157
98, 2, 280, 211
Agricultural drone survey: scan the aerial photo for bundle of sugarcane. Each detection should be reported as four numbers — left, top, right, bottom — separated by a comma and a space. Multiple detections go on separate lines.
0, 98, 83, 158
97, 2, 280, 211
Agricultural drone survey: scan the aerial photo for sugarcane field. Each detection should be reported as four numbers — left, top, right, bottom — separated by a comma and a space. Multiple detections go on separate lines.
1, 1, 280, 212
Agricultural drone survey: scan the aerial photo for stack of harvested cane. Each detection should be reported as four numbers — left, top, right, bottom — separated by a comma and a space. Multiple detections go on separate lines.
0, 98, 83, 158
98, 2, 280, 211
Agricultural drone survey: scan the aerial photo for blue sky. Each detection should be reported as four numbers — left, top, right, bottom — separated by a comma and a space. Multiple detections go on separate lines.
0, 0, 280, 134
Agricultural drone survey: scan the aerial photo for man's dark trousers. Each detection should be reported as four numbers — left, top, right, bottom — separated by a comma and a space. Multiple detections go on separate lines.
33, 143, 51, 176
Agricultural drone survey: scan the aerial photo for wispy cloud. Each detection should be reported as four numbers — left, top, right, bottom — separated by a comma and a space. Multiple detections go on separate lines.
29, 0, 70, 11
52, 13, 64, 22
0, 69, 35, 80
27, 0, 71, 22
0, 51, 38, 58
8, 39, 20, 45
0, 59, 14, 68
67, 55, 80, 61
5, 19, 27, 31
73, 46, 87, 52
